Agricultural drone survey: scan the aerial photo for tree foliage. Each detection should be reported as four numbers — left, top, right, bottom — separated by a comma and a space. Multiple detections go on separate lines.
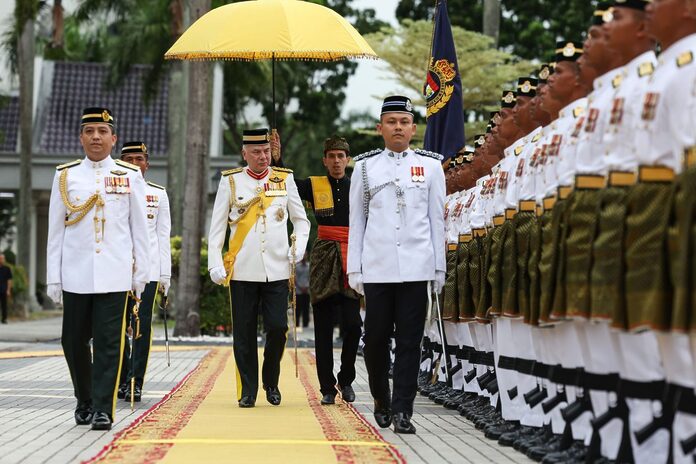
366, 20, 534, 139
396, 0, 597, 61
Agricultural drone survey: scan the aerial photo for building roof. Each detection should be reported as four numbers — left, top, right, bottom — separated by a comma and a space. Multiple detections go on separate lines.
38, 61, 169, 156
0, 96, 19, 152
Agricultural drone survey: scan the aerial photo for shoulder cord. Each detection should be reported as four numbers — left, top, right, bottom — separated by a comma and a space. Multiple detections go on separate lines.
59, 169, 105, 241
361, 161, 406, 216
227, 175, 262, 226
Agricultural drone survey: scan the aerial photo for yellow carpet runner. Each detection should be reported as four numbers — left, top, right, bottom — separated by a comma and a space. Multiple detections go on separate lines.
86, 348, 404, 464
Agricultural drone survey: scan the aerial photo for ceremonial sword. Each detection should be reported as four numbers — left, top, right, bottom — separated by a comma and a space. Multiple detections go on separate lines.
159, 294, 171, 367
289, 234, 299, 378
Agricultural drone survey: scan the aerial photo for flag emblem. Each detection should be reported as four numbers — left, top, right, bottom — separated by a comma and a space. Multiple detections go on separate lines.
424, 58, 457, 117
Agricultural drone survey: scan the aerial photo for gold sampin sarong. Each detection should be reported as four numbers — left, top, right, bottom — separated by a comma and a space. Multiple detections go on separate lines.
309, 176, 334, 217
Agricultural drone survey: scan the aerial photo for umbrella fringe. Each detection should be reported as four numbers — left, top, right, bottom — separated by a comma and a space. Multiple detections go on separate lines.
164, 52, 378, 62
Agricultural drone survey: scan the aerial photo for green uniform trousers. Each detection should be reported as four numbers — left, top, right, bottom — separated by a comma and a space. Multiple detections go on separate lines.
61, 291, 128, 418
229, 280, 288, 401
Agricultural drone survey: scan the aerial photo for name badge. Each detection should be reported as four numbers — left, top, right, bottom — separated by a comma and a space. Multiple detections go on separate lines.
264, 181, 287, 197
105, 177, 130, 194
411, 166, 425, 182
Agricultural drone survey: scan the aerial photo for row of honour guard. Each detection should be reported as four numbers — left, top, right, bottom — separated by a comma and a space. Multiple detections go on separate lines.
42, 0, 696, 461
421, 0, 696, 463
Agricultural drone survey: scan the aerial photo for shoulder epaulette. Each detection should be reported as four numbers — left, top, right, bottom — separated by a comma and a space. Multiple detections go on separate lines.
272, 167, 293, 173
221, 167, 244, 176
677, 51, 693, 68
146, 181, 166, 190
612, 74, 623, 89
56, 159, 81, 171
638, 61, 655, 77
353, 149, 382, 162
115, 159, 139, 171
414, 148, 444, 161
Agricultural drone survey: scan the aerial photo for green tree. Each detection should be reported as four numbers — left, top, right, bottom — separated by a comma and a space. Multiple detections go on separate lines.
366, 20, 534, 140
396, 0, 597, 61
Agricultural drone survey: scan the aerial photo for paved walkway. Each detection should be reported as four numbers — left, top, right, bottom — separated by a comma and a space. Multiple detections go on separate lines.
0, 317, 532, 464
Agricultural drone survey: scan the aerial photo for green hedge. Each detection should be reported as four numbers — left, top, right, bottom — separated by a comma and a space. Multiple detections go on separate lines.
170, 236, 231, 336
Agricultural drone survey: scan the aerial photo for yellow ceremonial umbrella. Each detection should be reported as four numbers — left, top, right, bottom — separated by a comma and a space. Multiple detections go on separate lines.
165, 0, 378, 128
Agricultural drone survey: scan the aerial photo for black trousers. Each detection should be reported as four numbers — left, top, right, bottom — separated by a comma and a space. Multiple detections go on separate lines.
61, 291, 128, 418
230, 280, 288, 401
0, 292, 7, 322
363, 281, 428, 415
312, 294, 362, 396
119, 281, 158, 387
295, 293, 310, 327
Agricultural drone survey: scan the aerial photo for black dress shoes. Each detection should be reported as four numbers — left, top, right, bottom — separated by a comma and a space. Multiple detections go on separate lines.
373, 399, 392, 428
393, 412, 416, 434
91, 411, 112, 431
239, 395, 256, 408
117, 383, 127, 400
124, 384, 142, 402
265, 386, 282, 406
340, 385, 356, 403
74, 401, 94, 425
321, 394, 336, 405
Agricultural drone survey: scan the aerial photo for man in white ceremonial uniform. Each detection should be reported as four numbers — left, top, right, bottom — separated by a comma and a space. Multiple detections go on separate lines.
348, 96, 446, 434
46, 108, 150, 431
624, 2, 696, 462
116, 141, 171, 403
208, 128, 310, 408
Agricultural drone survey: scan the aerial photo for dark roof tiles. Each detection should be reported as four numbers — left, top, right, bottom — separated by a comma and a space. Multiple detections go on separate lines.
39, 61, 169, 156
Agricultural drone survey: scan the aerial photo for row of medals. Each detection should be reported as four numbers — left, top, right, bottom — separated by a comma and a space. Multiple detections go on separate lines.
105, 177, 130, 194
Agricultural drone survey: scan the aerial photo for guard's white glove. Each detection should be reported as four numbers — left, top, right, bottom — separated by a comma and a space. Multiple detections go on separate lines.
433, 271, 446, 295
132, 280, 147, 298
287, 249, 304, 264
348, 272, 364, 296
159, 276, 171, 296
210, 266, 227, 285
47, 284, 62, 305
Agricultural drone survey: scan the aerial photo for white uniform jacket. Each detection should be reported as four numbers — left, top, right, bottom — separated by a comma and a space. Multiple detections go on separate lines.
347, 148, 446, 284
207, 167, 310, 282
46, 156, 150, 294
145, 181, 172, 282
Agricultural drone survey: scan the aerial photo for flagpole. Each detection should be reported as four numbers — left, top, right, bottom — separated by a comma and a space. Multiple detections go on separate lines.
428, 0, 440, 59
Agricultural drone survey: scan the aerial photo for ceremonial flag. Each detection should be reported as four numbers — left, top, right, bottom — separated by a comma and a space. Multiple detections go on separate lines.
423, 0, 465, 163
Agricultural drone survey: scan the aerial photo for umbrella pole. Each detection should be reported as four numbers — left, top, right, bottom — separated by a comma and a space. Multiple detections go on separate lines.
271, 54, 280, 162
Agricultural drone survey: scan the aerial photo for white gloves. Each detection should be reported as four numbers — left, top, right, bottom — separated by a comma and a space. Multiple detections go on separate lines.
348, 273, 364, 296
47, 284, 62, 305
159, 276, 171, 296
287, 249, 304, 264
132, 280, 147, 298
210, 266, 227, 285
433, 271, 446, 295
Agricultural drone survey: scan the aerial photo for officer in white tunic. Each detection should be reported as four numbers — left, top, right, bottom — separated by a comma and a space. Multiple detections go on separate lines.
46, 108, 150, 431
208, 128, 310, 408
116, 141, 171, 403
347, 96, 446, 434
